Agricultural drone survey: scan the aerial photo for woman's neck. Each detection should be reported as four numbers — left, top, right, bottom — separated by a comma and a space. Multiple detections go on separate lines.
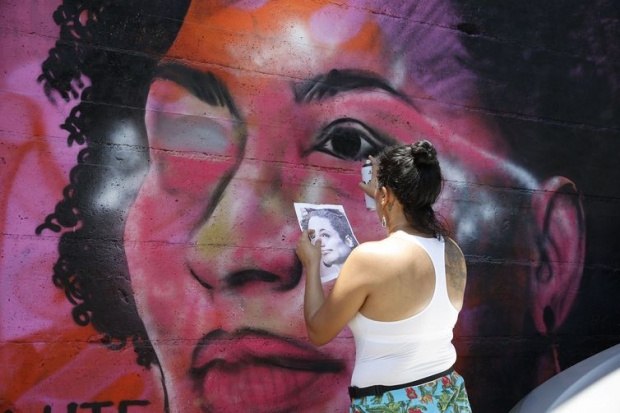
386, 215, 432, 238
386, 217, 414, 234
381, 193, 433, 237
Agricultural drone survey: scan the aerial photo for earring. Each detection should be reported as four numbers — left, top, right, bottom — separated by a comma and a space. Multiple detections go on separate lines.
381, 216, 387, 228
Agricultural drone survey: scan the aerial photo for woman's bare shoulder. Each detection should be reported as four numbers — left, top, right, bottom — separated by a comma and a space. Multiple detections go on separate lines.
444, 237, 467, 292
445, 236, 464, 253
347, 240, 386, 262
343, 239, 402, 274
354, 237, 412, 257
349, 237, 426, 274
444, 237, 465, 264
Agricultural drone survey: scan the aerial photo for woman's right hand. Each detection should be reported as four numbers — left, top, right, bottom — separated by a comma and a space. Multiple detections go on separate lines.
296, 229, 322, 270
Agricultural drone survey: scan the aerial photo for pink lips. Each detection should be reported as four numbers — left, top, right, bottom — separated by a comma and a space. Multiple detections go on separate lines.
190, 330, 345, 413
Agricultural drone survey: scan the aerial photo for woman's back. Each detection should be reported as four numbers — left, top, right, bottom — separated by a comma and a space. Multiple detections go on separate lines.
348, 231, 466, 387
356, 231, 466, 323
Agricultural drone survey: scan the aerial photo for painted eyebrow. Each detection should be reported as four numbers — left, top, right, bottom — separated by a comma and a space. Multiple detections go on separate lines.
293, 68, 412, 105
153, 62, 242, 119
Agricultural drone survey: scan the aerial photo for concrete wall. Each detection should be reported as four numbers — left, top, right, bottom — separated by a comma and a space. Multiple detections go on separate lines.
2, 1, 619, 412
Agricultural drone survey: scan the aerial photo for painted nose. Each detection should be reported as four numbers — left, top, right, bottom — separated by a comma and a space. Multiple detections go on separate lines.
185, 153, 303, 294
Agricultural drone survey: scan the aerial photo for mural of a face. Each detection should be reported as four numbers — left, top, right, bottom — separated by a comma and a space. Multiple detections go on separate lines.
307, 215, 353, 268
122, 0, 586, 411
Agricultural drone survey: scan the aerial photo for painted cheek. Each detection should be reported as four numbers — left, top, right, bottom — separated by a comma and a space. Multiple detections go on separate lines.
125, 173, 201, 244
125, 199, 217, 341
124, 191, 215, 341
153, 152, 240, 199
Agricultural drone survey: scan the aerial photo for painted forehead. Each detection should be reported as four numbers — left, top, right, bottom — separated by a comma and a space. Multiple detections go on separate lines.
184, 0, 380, 45
166, 0, 387, 78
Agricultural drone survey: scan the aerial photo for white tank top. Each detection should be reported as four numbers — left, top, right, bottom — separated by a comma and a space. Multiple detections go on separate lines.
348, 232, 458, 387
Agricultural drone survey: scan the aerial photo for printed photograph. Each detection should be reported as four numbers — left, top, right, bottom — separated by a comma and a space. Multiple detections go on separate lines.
294, 203, 359, 282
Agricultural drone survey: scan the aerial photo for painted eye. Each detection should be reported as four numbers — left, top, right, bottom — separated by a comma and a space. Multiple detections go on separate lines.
312, 119, 394, 161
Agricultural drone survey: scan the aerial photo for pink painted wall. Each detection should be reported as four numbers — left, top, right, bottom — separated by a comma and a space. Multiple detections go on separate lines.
2, 1, 619, 412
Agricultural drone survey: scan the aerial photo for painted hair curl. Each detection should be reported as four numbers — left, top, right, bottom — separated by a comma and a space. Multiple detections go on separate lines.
35, 0, 190, 368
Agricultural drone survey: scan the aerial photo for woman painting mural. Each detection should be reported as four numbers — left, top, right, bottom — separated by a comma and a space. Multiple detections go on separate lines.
297, 141, 472, 412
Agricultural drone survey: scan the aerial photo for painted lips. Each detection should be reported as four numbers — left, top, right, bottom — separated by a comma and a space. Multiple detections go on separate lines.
190, 328, 345, 413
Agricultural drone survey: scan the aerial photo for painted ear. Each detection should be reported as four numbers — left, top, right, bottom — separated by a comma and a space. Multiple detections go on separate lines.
530, 176, 586, 335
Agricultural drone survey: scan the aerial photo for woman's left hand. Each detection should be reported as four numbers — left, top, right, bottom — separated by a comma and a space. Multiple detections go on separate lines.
296, 229, 322, 269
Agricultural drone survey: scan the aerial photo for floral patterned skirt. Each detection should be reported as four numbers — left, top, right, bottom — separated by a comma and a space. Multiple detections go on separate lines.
349, 370, 472, 413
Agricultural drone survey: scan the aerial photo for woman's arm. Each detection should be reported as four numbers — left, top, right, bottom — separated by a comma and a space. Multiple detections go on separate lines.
296, 231, 374, 346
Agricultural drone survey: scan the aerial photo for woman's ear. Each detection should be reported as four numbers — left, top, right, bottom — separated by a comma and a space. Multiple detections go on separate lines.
529, 176, 586, 335
379, 186, 389, 206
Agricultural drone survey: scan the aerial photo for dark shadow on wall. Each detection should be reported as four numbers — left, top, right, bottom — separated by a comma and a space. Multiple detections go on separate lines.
451, 0, 620, 410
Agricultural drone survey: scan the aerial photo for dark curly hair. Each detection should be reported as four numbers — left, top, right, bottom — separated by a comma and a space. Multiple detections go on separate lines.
376, 140, 447, 238
35, 0, 191, 368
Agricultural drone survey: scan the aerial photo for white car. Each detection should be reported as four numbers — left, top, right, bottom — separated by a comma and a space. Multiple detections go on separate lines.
510, 344, 620, 412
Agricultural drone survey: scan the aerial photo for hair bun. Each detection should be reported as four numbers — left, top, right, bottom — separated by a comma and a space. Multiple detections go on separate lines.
410, 140, 438, 166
